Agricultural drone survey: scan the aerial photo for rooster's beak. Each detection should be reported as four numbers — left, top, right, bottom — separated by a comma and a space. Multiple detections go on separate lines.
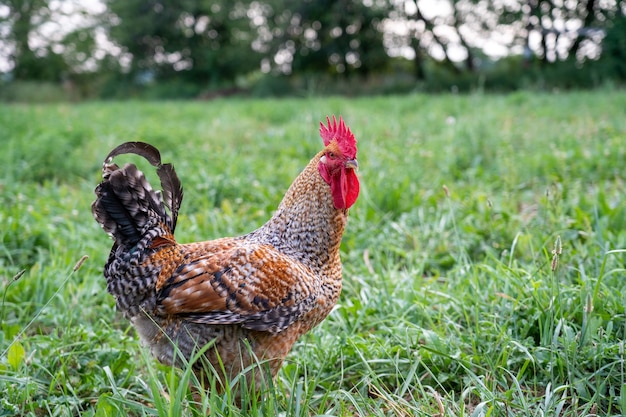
345, 159, 358, 171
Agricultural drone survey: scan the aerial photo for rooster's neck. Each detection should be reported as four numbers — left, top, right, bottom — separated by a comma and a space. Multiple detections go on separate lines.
248, 151, 347, 273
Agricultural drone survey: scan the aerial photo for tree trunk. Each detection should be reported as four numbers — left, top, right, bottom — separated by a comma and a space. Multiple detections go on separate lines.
413, 0, 460, 74
8, 0, 48, 80
451, 0, 474, 72
568, 0, 596, 59
410, 36, 426, 80
12, 3, 35, 79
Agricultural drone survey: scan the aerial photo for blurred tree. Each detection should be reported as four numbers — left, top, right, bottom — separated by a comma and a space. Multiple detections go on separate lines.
265, 0, 389, 77
410, 0, 461, 74
501, 0, 619, 63
1, 0, 107, 81
600, 4, 626, 80
568, 0, 598, 58
387, 0, 491, 79
2, 0, 624, 98
388, 0, 624, 78
2, 0, 55, 79
105, 0, 262, 86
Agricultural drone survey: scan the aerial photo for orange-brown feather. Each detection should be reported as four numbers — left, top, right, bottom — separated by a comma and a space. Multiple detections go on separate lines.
156, 239, 314, 317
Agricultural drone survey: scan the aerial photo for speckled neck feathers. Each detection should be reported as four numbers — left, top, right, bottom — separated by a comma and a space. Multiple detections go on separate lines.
247, 150, 347, 274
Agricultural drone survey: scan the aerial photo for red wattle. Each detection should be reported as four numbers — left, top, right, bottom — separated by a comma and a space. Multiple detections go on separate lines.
344, 168, 359, 208
331, 168, 360, 209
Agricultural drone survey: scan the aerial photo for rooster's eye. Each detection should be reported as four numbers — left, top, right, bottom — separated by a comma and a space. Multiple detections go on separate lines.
327, 152, 336, 159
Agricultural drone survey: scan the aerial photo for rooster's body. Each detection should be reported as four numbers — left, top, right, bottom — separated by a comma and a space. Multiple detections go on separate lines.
92, 116, 359, 392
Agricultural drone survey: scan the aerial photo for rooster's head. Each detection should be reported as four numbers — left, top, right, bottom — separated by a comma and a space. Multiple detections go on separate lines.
318, 115, 359, 210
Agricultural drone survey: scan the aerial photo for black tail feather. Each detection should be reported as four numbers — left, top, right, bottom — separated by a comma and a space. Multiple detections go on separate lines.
92, 142, 183, 248
103, 141, 183, 230
156, 162, 183, 231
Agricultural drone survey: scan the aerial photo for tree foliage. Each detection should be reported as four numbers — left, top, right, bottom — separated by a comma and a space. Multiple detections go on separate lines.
2, 0, 57, 80
266, 0, 388, 76
0, 0, 625, 98
601, 8, 626, 80
1, 0, 110, 82
105, 0, 262, 86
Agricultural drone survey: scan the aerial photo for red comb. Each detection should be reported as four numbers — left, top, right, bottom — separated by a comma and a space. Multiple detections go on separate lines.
319, 115, 357, 159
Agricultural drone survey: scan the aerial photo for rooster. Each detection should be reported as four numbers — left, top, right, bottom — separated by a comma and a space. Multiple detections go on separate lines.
92, 116, 359, 394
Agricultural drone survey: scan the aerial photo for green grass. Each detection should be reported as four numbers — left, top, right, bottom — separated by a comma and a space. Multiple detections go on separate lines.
1, 91, 626, 416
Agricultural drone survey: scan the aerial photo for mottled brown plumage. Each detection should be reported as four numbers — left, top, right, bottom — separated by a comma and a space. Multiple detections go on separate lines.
92, 116, 359, 395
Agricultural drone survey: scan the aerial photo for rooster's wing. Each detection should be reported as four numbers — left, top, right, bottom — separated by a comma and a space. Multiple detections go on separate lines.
155, 240, 318, 335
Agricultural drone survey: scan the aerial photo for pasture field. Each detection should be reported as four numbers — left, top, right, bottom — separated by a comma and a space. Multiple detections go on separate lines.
1, 91, 625, 416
